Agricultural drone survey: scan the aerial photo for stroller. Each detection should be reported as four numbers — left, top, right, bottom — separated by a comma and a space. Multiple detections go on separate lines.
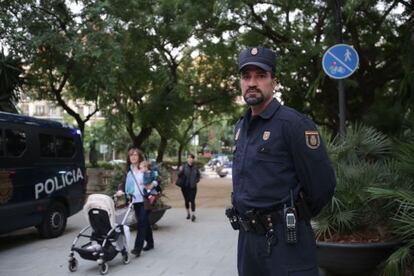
68, 194, 133, 275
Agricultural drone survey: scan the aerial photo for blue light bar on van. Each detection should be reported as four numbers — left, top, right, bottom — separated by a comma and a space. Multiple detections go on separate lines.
71, 128, 82, 136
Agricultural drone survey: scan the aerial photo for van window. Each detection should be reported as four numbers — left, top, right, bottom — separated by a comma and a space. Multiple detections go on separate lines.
56, 135, 75, 158
39, 133, 76, 158
39, 133, 55, 157
5, 129, 26, 157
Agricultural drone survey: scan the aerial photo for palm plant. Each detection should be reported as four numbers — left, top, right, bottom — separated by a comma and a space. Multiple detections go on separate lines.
367, 139, 414, 275
314, 123, 399, 242
315, 124, 414, 275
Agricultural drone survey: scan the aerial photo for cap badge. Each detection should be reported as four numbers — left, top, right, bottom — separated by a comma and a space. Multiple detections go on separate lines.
262, 131, 270, 141
251, 48, 258, 56
305, 131, 320, 149
235, 128, 241, 141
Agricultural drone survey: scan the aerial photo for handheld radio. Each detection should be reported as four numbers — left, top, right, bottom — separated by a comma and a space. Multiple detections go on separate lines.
284, 190, 297, 244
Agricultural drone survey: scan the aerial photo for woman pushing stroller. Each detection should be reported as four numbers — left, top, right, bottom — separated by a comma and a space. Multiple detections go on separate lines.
117, 147, 158, 257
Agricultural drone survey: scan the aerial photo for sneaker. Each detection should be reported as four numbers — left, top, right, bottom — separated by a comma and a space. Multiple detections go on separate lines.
131, 249, 141, 257
186, 214, 190, 220
143, 244, 154, 251
191, 215, 196, 222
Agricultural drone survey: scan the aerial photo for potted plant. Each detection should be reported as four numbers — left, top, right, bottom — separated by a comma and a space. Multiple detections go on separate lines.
367, 138, 414, 275
314, 124, 412, 276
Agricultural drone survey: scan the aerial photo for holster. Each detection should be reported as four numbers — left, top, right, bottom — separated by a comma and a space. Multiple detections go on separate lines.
294, 196, 311, 222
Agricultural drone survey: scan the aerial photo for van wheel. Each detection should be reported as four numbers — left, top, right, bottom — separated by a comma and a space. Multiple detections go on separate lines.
37, 202, 67, 238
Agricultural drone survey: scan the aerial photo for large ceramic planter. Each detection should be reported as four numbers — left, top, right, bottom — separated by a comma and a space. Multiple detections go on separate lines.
149, 205, 171, 225
317, 240, 401, 276
115, 204, 171, 228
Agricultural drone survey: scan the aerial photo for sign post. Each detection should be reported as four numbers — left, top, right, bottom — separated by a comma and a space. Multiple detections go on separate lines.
322, 44, 359, 136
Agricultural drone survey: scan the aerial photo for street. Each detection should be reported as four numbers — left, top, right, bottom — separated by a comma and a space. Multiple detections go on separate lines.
0, 207, 238, 276
0, 176, 237, 276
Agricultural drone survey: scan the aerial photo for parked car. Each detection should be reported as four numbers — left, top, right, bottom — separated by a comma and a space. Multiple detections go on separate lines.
208, 154, 231, 169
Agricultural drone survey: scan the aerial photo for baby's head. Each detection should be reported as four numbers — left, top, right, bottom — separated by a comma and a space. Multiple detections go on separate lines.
139, 160, 150, 171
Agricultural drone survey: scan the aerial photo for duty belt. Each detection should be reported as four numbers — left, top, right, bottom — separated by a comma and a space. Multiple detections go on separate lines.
238, 210, 280, 235
225, 201, 310, 235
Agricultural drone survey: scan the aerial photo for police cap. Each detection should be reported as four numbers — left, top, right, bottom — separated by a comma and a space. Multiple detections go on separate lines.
239, 47, 276, 74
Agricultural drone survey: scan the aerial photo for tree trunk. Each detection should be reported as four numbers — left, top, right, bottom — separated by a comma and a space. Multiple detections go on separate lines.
0, 99, 17, 113
156, 136, 168, 163
177, 144, 184, 167
132, 127, 153, 148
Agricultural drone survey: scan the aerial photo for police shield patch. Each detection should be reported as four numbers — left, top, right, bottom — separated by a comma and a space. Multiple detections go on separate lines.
305, 131, 320, 149
262, 131, 270, 141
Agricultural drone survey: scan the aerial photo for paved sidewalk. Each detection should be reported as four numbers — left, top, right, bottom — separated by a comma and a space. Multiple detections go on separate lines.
0, 207, 238, 276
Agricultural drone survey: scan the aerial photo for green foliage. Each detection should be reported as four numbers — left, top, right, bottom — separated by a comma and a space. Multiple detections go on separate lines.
210, 0, 412, 137
316, 126, 414, 274
105, 164, 126, 196
0, 51, 23, 113
366, 139, 414, 275
2, 0, 412, 168
368, 187, 414, 275
397, 140, 414, 179
315, 124, 397, 240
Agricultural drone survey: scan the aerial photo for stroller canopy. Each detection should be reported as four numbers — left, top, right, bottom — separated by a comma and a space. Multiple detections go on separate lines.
83, 194, 116, 228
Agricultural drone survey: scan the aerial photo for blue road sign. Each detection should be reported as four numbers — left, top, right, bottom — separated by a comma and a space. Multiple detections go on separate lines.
322, 44, 359, 79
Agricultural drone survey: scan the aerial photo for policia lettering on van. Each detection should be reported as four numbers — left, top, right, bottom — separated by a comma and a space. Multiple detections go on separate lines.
0, 112, 86, 238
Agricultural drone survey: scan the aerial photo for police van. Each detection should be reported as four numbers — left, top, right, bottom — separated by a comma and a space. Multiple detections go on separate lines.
0, 112, 86, 238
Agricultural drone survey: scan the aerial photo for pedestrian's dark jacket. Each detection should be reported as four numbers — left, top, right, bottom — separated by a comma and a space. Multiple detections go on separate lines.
178, 163, 201, 188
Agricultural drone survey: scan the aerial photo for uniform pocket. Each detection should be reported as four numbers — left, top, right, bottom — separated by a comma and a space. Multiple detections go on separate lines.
255, 146, 288, 163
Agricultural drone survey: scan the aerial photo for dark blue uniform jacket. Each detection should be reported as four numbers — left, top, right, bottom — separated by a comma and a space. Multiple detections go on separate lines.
232, 99, 336, 216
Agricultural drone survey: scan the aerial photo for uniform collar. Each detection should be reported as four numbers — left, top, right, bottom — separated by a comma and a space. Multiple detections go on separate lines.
242, 98, 281, 120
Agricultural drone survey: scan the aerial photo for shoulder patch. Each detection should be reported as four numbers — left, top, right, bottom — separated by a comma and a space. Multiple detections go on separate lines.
305, 131, 320, 149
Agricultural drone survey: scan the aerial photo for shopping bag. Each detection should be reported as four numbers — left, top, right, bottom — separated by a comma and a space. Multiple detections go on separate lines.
175, 174, 186, 188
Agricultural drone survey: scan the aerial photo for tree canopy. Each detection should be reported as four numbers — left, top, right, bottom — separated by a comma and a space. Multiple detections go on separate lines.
1, 0, 412, 159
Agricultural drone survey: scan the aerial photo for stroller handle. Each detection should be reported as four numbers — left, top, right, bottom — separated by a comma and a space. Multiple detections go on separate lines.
113, 192, 134, 208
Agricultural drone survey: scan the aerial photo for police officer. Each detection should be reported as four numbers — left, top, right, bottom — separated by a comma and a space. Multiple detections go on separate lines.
229, 47, 336, 276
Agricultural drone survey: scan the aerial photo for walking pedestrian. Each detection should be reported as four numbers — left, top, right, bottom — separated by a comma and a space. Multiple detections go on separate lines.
118, 147, 156, 256
178, 153, 201, 222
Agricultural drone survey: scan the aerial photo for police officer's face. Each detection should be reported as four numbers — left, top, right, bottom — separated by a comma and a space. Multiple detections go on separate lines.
240, 66, 276, 106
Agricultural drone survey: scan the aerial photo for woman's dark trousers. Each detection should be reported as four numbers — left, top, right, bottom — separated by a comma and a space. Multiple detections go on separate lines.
181, 187, 197, 211
133, 202, 154, 252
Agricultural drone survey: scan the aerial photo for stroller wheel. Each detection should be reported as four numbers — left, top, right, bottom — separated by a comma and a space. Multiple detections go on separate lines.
68, 258, 78, 272
122, 252, 130, 264
99, 262, 109, 275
